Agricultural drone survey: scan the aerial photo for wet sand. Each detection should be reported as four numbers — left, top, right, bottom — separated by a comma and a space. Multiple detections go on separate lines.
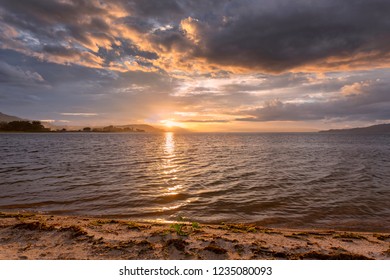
0, 212, 389, 260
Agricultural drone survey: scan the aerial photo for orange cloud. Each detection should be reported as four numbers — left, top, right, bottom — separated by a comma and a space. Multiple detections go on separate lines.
341, 81, 371, 96
180, 17, 203, 44
2, 0, 390, 76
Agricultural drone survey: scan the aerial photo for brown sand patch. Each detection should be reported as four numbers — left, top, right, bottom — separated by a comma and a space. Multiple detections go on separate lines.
0, 212, 389, 260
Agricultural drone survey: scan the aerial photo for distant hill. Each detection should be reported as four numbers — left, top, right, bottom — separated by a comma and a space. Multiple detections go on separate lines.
115, 124, 164, 133
0, 112, 26, 123
45, 123, 165, 132
0, 112, 188, 133
165, 126, 191, 133
319, 123, 390, 134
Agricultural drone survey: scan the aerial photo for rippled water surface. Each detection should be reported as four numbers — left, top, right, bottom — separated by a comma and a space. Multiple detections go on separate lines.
1, 132, 389, 231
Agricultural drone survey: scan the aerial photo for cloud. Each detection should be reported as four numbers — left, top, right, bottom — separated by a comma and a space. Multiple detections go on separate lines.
123, 0, 183, 19
60, 113, 98, 116
1, 1, 389, 130
2, 0, 389, 74
341, 81, 371, 96
0, 61, 45, 85
96, 38, 159, 68
181, 119, 230, 123
235, 80, 390, 122
111, 0, 390, 74
180, 17, 203, 44
0, 49, 179, 124
189, 0, 390, 73
0, 0, 124, 68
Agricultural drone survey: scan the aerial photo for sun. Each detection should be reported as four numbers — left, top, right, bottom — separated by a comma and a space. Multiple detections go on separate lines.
161, 120, 179, 128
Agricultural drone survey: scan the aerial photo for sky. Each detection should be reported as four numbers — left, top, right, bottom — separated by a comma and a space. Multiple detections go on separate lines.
0, 0, 389, 132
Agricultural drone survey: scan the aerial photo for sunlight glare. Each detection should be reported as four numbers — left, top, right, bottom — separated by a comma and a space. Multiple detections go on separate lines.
161, 120, 179, 128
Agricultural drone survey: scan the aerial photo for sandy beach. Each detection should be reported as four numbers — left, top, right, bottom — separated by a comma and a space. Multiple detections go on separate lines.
0, 211, 389, 260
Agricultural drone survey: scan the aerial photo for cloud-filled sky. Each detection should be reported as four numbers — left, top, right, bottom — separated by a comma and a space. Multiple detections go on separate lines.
0, 0, 389, 131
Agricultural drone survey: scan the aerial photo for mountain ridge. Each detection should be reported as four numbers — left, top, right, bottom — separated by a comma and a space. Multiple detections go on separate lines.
319, 123, 390, 134
0, 112, 186, 132
0, 112, 26, 123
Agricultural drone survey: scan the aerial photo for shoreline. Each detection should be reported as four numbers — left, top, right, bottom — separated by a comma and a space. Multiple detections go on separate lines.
1, 211, 389, 260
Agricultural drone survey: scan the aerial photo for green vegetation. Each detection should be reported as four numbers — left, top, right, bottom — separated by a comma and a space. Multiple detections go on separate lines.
170, 218, 202, 236
0, 121, 49, 132
220, 223, 257, 233
170, 223, 188, 236
191, 222, 200, 229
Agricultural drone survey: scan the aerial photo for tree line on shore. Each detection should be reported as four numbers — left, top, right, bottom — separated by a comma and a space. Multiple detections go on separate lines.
0, 121, 50, 132
0, 121, 146, 133
88, 125, 145, 132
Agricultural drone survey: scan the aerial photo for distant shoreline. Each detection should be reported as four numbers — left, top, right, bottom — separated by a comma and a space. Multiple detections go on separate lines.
1, 211, 389, 260
319, 123, 390, 134
0, 130, 148, 133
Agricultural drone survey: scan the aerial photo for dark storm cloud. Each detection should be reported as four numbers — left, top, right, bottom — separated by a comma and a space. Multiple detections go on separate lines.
120, 0, 390, 73
97, 39, 159, 67
117, 16, 155, 33
123, 0, 183, 18
191, 0, 390, 72
150, 27, 193, 53
0, 0, 107, 44
2, 0, 389, 72
0, 0, 105, 25
42, 45, 81, 58
121, 0, 226, 21
0, 0, 125, 68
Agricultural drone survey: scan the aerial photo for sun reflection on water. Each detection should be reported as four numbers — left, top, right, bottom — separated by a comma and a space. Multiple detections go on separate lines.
164, 132, 175, 155
154, 132, 196, 215
162, 132, 183, 196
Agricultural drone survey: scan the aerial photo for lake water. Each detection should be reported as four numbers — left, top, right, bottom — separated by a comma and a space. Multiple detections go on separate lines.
1, 132, 389, 231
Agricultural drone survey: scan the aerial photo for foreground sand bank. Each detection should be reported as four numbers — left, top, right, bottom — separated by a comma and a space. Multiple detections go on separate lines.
0, 212, 389, 260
